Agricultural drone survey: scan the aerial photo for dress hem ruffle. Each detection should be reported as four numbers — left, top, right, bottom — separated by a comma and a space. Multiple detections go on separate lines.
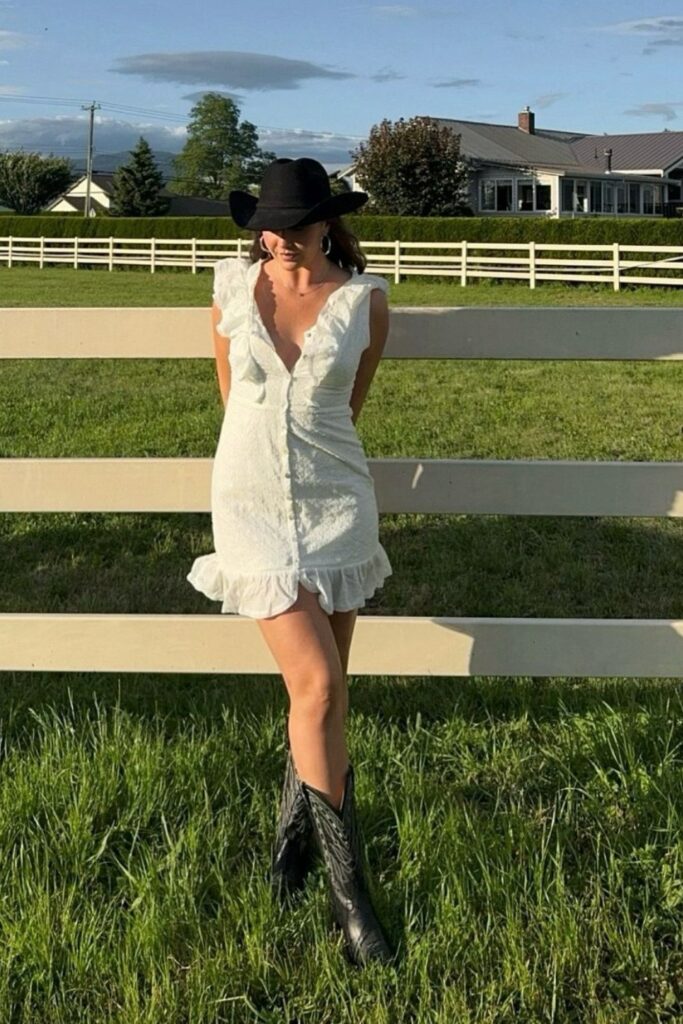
187, 548, 393, 618
186, 545, 392, 619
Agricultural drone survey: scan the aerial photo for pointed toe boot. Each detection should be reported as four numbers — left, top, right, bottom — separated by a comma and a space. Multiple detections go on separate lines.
301, 763, 395, 967
270, 738, 317, 905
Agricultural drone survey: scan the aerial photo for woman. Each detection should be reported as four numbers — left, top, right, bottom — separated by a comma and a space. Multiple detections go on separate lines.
187, 157, 394, 967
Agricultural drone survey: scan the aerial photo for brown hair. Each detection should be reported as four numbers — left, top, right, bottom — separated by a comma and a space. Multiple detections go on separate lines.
247, 216, 367, 273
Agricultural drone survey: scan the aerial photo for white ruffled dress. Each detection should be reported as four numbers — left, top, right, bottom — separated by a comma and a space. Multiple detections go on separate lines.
186, 257, 393, 618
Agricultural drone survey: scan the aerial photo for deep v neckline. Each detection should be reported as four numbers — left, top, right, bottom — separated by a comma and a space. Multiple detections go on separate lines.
250, 259, 355, 375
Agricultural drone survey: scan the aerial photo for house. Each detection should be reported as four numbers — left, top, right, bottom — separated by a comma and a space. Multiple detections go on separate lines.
45, 172, 233, 216
337, 108, 683, 218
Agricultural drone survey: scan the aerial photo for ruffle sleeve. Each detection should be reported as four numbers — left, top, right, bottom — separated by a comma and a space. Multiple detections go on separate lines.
213, 257, 251, 339
212, 257, 267, 403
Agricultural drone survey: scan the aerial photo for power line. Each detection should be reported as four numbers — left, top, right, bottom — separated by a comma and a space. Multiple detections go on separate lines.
0, 92, 367, 140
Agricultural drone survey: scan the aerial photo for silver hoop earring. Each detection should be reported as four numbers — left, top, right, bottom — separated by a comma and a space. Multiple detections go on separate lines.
259, 236, 271, 256
321, 234, 331, 255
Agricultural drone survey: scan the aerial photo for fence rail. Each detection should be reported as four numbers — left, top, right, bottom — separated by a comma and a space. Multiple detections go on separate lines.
1, 305, 682, 677
3, 236, 683, 289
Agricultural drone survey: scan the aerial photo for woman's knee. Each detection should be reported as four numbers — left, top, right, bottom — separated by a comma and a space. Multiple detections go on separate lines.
287, 668, 346, 721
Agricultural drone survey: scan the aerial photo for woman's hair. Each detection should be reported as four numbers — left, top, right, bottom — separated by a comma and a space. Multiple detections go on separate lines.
246, 216, 367, 273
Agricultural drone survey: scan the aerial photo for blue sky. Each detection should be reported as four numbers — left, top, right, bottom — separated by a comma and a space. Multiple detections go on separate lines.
1, 0, 682, 173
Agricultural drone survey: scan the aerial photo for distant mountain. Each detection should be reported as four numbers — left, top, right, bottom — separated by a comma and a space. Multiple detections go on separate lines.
84, 150, 180, 182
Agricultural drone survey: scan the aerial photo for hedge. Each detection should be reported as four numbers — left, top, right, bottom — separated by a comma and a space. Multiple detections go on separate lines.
0, 213, 682, 245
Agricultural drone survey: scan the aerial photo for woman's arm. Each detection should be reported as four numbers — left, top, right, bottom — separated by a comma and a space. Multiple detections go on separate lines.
349, 288, 390, 426
212, 302, 232, 408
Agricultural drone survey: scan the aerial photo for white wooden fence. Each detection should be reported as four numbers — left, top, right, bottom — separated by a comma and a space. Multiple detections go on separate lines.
0, 305, 682, 676
2, 235, 683, 290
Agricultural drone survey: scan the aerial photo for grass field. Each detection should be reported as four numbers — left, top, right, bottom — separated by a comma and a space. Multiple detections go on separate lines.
1, 265, 682, 1022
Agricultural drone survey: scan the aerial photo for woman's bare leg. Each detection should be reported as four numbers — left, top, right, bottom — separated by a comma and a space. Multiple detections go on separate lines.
256, 585, 358, 810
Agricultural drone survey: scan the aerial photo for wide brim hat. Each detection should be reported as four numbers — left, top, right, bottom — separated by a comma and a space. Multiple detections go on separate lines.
229, 157, 368, 230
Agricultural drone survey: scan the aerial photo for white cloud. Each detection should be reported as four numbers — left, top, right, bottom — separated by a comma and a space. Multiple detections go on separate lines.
369, 66, 405, 82
370, 3, 456, 14
533, 92, 569, 109
372, 4, 419, 14
596, 16, 683, 36
0, 29, 28, 49
0, 113, 186, 158
593, 15, 683, 54
0, 113, 362, 166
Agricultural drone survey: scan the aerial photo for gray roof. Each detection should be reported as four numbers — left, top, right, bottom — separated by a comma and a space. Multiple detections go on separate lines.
48, 172, 233, 216
428, 117, 683, 176
572, 131, 683, 171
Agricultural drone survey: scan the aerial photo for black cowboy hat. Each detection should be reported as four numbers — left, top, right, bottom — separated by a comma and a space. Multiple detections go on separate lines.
228, 157, 368, 230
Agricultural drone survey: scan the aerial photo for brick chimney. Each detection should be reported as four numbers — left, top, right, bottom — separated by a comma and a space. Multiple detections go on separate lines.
518, 106, 535, 134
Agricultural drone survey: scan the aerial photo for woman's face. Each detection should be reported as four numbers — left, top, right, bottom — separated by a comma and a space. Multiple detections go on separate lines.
260, 220, 329, 267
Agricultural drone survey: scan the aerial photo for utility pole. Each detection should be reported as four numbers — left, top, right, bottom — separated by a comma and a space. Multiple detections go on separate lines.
80, 100, 101, 218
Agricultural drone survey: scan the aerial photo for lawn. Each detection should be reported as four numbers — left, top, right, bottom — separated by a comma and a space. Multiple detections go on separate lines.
0, 265, 682, 1022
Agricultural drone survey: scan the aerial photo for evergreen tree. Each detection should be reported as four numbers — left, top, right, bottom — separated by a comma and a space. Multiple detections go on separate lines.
169, 92, 276, 199
350, 116, 473, 217
109, 136, 170, 216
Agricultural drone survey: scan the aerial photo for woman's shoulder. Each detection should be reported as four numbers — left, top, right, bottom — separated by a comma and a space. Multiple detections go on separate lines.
212, 257, 252, 308
354, 270, 390, 295
213, 255, 251, 279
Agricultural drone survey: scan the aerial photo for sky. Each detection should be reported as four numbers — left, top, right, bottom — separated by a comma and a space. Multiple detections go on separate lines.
1, 0, 683, 175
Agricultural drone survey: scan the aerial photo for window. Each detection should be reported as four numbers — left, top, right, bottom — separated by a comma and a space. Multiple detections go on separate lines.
561, 179, 574, 212
604, 183, 614, 214
536, 183, 551, 210
495, 180, 513, 211
628, 182, 640, 214
481, 180, 495, 210
590, 181, 602, 213
480, 179, 513, 212
517, 179, 534, 211
617, 185, 627, 214
575, 181, 588, 213
643, 185, 654, 214
653, 184, 662, 215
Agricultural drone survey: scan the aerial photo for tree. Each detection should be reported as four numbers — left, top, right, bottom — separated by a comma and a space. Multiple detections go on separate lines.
109, 136, 170, 217
169, 92, 276, 199
0, 151, 73, 214
350, 116, 472, 217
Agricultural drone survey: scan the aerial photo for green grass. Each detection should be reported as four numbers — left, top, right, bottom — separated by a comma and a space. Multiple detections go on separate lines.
4, 262, 683, 306
1, 266, 683, 1022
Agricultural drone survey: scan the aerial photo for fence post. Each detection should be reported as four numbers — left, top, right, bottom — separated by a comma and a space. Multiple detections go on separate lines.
460, 239, 468, 287
191, 238, 197, 274
150, 237, 156, 274
613, 242, 620, 292
39, 236, 45, 270
73, 236, 78, 270
7, 235, 12, 269
108, 237, 114, 272
529, 240, 536, 289
237, 237, 242, 258
394, 240, 400, 284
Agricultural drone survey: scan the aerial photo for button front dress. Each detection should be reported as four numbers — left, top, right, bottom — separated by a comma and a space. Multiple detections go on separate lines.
186, 256, 393, 618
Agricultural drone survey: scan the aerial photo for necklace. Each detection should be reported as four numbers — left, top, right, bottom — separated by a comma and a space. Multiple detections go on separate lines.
278, 281, 329, 298
267, 265, 334, 298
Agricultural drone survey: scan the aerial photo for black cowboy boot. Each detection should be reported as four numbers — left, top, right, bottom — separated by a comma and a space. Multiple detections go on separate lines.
270, 728, 317, 904
300, 763, 394, 967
